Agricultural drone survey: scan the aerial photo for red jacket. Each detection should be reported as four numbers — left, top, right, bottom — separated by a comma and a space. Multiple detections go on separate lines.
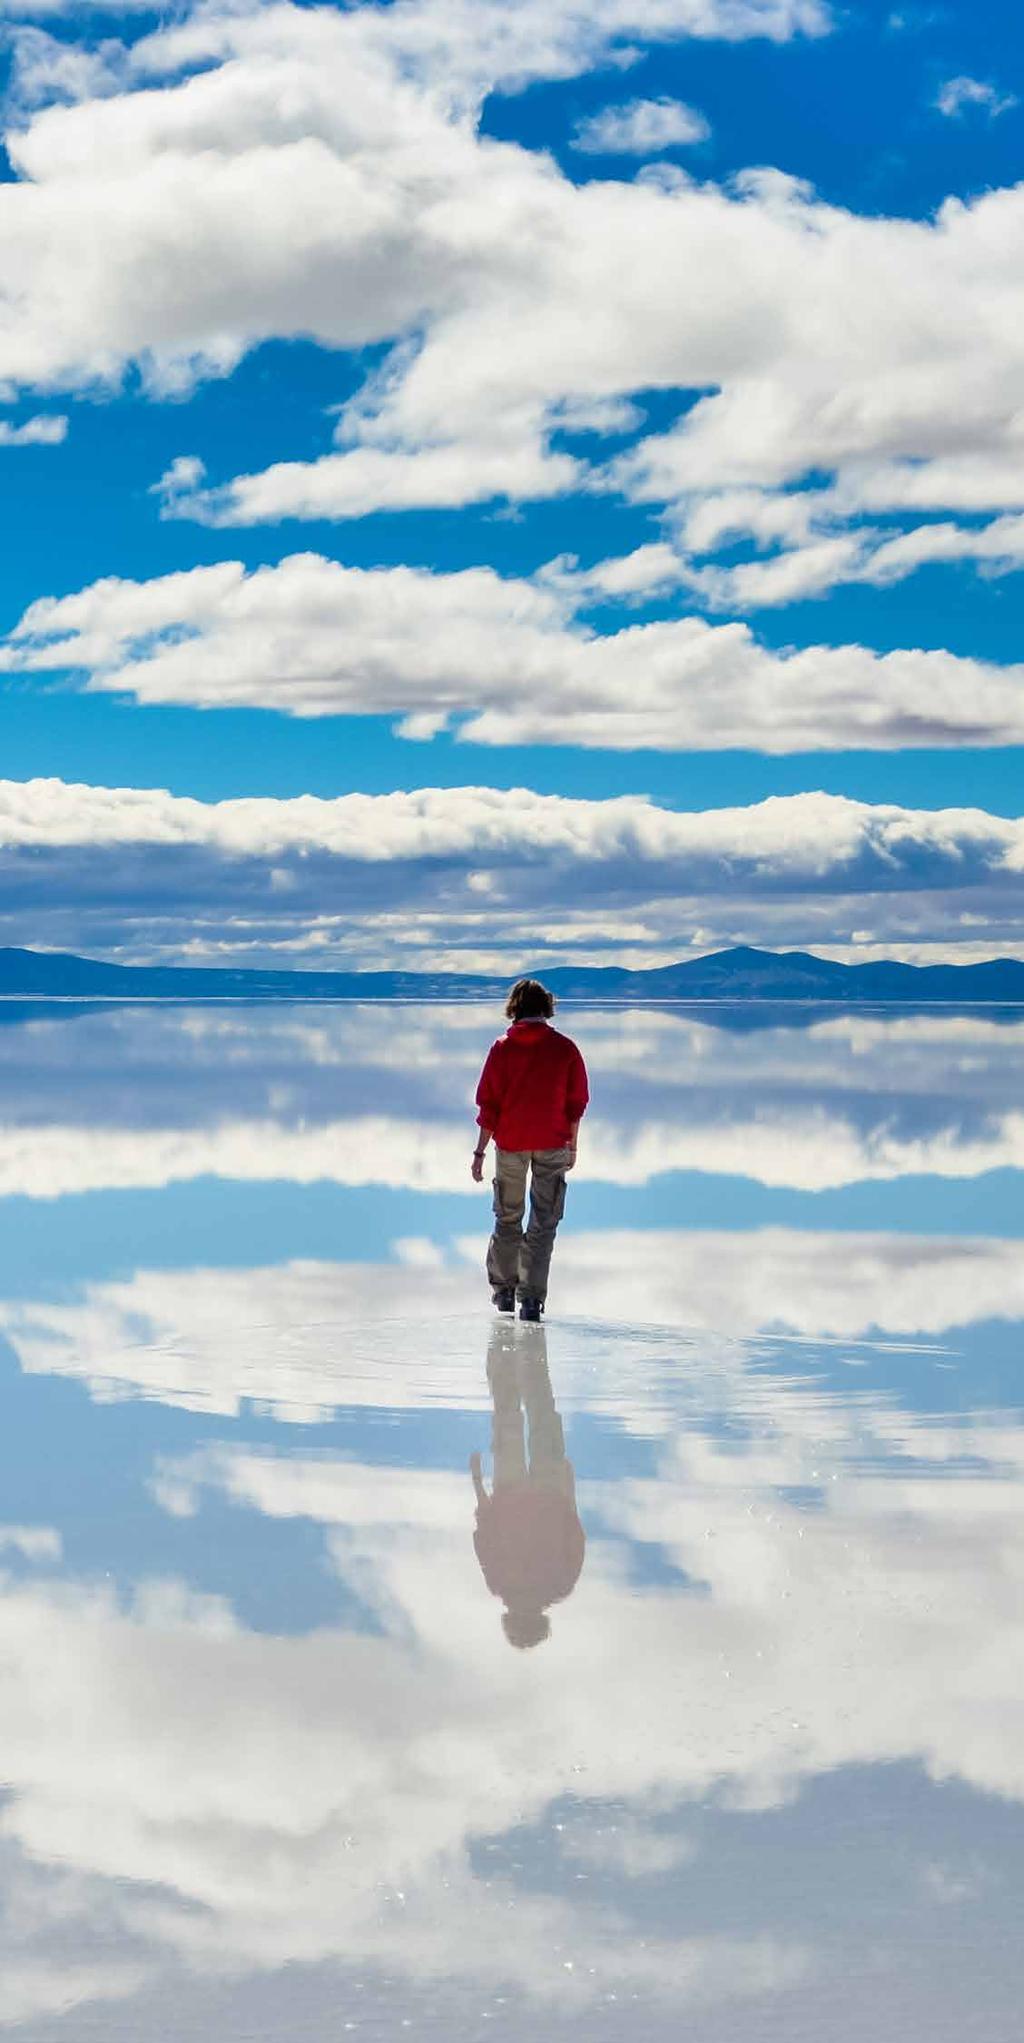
476, 1020, 589, 1153
474, 1487, 586, 1610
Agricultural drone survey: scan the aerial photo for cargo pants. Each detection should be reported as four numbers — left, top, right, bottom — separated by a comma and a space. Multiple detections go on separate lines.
486, 1147, 572, 1304
486, 1324, 574, 1497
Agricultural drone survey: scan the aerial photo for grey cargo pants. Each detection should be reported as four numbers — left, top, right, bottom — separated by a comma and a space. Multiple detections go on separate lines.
486, 1147, 572, 1303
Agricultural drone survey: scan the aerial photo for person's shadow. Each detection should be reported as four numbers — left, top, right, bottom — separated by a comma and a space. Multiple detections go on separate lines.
470, 1322, 586, 1649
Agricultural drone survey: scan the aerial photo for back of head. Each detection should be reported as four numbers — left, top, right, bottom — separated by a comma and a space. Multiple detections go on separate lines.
505, 977, 555, 1023
502, 1607, 551, 1650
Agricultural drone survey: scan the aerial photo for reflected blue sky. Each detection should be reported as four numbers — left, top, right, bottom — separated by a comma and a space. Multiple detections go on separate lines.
0, 1003, 1021, 2038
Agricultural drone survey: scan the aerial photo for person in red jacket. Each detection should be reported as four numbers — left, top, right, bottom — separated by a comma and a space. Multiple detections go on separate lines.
471, 977, 589, 1321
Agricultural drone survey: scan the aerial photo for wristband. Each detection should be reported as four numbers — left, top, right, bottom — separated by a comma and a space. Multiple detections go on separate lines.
474, 1147, 486, 1158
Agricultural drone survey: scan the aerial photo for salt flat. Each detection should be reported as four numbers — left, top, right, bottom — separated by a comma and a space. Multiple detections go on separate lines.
0, 1003, 1020, 2040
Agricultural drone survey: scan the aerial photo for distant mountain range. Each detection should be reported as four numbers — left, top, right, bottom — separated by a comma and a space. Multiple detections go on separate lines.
1, 943, 1023, 1004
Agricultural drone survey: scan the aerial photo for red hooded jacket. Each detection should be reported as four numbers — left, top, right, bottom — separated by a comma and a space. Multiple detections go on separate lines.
474, 1486, 586, 1611
476, 1020, 589, 1153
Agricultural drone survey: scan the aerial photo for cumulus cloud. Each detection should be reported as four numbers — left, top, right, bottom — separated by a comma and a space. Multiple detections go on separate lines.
157, 440, 581, 523
0, 777, 1020, 964
653, 500, 1024, 612
0, 412, 66, 444
864, 513, 1024, 583
164, 134, 1024, 549
7, 553, 1024, 751
0, 775, 1020, 876
571, 95, 710, 153
935, 75, 1017, 119
0, 0, 1020, 599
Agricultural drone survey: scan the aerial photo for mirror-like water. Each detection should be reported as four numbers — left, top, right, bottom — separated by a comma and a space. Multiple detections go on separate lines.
0, 1003, 1020, 2039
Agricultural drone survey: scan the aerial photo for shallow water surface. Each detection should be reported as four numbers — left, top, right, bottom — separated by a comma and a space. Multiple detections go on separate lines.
0, 1002, 1021, 2039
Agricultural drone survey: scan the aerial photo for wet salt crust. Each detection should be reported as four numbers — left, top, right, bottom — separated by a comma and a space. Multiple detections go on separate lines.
0, 1001, 1021, 2040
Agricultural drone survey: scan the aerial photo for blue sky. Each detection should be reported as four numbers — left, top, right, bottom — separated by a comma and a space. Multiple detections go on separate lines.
0, 0, 1022, 969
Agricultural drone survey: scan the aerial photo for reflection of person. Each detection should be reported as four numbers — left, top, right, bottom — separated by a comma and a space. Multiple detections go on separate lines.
470, 1322, 586, 1649
471, 977, 589, 1322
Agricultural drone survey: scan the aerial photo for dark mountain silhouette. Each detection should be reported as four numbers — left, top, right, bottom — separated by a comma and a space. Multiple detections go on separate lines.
1, 943, 1023, 1004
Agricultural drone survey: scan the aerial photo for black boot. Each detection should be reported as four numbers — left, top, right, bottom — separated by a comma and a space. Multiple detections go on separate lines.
519, 1295, 544, 1322
491, 1286, 516, 1314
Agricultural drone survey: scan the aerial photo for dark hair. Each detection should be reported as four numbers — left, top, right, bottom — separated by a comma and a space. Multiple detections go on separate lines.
503, 1608, 551, 1650
505, 977, 555, 1022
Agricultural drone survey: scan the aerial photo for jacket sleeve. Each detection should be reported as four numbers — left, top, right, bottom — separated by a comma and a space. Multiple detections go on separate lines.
475, 1042, 505, 1129
566, 1043, 589, 1123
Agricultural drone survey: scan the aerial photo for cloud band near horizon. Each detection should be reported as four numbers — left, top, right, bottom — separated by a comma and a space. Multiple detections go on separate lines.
0, 777, 1021, 968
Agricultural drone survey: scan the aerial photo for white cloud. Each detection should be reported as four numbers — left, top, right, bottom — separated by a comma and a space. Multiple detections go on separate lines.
7, 552, 1024, 751
163, 438, 581, 523
682, 532, 869, 608
547, 539, 684, 598
174, 129, 1024, 539
0, 0, 1019, 600
0, 777, 1020, 964
864, 513, 1024, 582
936, 75, 1017, 120
0, 775, 1019, 876
656, 502, 1024, 612
0, 412, 66, 445
571, 95, 710, 154
130, 0, 832, 102
151, 451, 205, 503
4, 24, 130, 108
0, 2, 1016, 631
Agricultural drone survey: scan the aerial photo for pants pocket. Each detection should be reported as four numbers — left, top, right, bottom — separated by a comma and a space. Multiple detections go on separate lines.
493, 1173, 524, 1223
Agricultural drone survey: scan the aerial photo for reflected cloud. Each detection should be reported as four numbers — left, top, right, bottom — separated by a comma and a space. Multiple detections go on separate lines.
0, 1108, 1022, 1199
0, 1004, 1022, 1195
1, 1228, 1021, 1421
0, 1561, 806, 2026
0, 1320, 1022, 2029
0, 1003, 1019, 2034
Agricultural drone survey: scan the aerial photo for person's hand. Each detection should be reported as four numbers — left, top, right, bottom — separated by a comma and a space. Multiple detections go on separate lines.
471, 1150, 485, 1183
565, 1144, 577, 1172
